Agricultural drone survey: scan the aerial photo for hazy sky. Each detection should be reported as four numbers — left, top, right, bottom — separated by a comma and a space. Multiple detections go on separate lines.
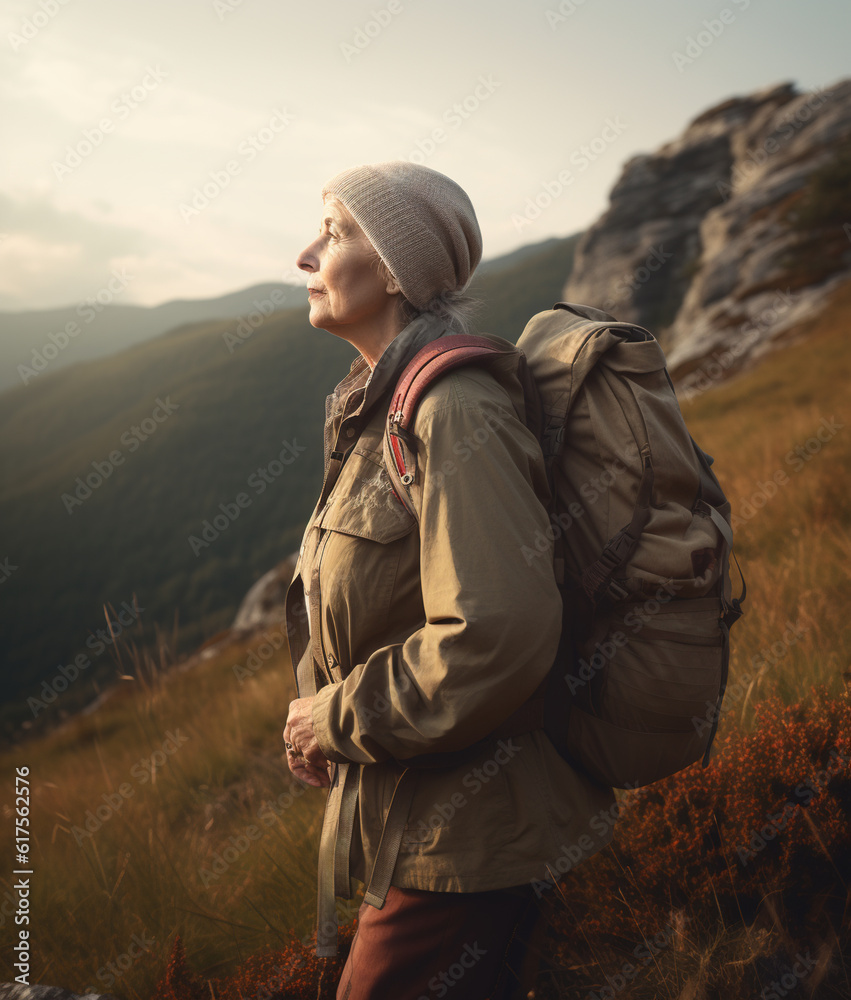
1, 0, 848, 311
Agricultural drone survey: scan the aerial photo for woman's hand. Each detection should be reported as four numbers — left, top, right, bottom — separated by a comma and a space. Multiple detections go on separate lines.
284, 697, 333, 788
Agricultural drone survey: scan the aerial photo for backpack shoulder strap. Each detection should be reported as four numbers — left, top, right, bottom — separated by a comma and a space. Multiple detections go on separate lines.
384, 335, 517, 518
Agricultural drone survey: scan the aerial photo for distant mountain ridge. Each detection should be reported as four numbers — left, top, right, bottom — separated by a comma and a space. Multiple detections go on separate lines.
0, 235, 573, 396
0, 281, 310, 394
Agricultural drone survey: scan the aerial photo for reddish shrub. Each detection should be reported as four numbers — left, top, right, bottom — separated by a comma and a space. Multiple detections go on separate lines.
153, 689, 850, 998
152, 924, 355, 1000
546, 686, 850, 977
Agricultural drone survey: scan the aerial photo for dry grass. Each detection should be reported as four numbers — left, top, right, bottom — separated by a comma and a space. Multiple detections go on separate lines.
680, 279, 851, 726
0, 631, 328, 996
1, 279, 850, 998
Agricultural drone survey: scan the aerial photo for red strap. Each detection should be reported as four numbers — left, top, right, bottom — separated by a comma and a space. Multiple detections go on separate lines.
388, 432, 407, 478
388, 336, 514, 431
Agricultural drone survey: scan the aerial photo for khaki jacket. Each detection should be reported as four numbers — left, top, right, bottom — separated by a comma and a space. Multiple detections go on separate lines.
284, 313, 615, 955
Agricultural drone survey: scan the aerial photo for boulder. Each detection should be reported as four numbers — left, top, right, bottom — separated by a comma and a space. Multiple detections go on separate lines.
230, 554, 298, 635
0, 986, 118, 1000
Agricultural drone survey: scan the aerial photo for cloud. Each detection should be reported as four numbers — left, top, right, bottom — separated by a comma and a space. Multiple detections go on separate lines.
0, 192, 157, 310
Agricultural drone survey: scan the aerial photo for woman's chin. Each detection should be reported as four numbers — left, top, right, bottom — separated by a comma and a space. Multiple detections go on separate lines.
307, 309, 326, 330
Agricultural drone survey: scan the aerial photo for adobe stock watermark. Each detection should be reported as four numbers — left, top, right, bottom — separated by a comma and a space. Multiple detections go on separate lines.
95, 933, 156, 990
180, 108, 295, 222
672, 0, 752, 73
678, 289, 797, 402
18, 268, 134, 385
200, 781, 309, 887
222, 268, 303, 352
602, 245, 674, 313
340, 1, 403, 63
565, 580, 683, 697
534, 832, 599, 897
52, 66, 168, 180
199, 824, 264, 887
212, 0, 247, 20
691, 618, 808, 737
406, 76, 501, 165
430, 404, 513, 487
304, 898, 361, 950
583, 920, 682, 1000
521, 458, 628, 565
8, 0, 73, 51
61, 397, 180, 514
716, 86, 834, 200
188, 439, 306, 556
754, 952, 817, 1000
232, 627, 291, 683
730, 417, 844, 530
544, 0, 591, 28
406, 739, 523, 841
0, 557, 18, 585
69, 729, 190, 845
26, 598, 145, 718
415, 940, 488, 999
511, 116, 627, 232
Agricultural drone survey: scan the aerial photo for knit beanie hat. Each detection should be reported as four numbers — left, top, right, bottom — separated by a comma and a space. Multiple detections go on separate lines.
321, 161, 482, 311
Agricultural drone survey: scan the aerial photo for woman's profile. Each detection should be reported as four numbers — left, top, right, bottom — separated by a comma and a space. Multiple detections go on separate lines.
282, 161, 615, 999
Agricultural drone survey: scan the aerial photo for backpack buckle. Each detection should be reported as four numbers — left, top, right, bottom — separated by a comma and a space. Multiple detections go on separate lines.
605, 579, 629, 602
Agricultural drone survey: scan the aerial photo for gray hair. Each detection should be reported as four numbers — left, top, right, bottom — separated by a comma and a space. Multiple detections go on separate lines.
368, 248, 480, 335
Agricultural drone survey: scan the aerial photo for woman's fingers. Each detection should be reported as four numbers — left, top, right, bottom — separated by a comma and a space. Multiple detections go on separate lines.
289, 755, 331, 788
285, 697, 332, 787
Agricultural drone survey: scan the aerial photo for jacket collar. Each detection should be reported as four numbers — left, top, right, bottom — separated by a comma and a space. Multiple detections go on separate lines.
363, 312, 452, 414
326, 312, 452, 432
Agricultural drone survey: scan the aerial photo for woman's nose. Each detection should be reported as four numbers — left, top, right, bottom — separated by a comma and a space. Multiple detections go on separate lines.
296, 246, 315, 273
297, 238, 319, 273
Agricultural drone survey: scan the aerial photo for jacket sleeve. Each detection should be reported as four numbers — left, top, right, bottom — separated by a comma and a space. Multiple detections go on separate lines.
311, 372, 562, 765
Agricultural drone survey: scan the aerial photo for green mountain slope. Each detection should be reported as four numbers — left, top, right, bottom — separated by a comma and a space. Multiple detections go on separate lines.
470, 233, 581, 339
0, 234, 579, 737
0, 282, 310, 394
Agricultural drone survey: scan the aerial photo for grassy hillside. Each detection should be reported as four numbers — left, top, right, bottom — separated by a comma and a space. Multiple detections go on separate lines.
0, 235, 579, 740
0, 277, 847, 998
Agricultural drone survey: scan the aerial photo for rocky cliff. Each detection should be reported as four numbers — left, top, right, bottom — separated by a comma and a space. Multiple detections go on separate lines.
564, 79, 851, 394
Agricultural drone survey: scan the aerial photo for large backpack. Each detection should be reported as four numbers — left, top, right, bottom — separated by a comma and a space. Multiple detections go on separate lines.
383, 302, 745, 789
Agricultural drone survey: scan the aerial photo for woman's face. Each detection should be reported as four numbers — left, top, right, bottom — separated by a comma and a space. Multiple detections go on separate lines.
296, 196, 400, 336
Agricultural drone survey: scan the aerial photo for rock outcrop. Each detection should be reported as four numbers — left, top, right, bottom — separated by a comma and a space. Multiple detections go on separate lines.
0, 986, 118, 1000
564, 79, 851, 393
230, 554, 298, 635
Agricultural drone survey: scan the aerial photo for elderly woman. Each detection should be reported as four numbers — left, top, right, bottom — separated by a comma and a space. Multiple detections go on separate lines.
283, 162, 615, 1000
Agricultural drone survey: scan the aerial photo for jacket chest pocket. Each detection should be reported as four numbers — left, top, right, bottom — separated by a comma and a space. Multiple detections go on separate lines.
320, 446, 416, 541
314, 450, 418, 671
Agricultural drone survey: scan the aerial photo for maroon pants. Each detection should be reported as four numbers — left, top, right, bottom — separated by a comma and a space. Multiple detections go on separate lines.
335, 884, 544, 1000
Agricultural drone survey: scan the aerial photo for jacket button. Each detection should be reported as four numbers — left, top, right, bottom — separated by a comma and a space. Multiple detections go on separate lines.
345, 426, 355, 438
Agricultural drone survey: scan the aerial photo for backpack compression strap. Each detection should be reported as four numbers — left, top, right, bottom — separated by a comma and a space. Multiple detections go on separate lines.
385, 335, 517, 504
